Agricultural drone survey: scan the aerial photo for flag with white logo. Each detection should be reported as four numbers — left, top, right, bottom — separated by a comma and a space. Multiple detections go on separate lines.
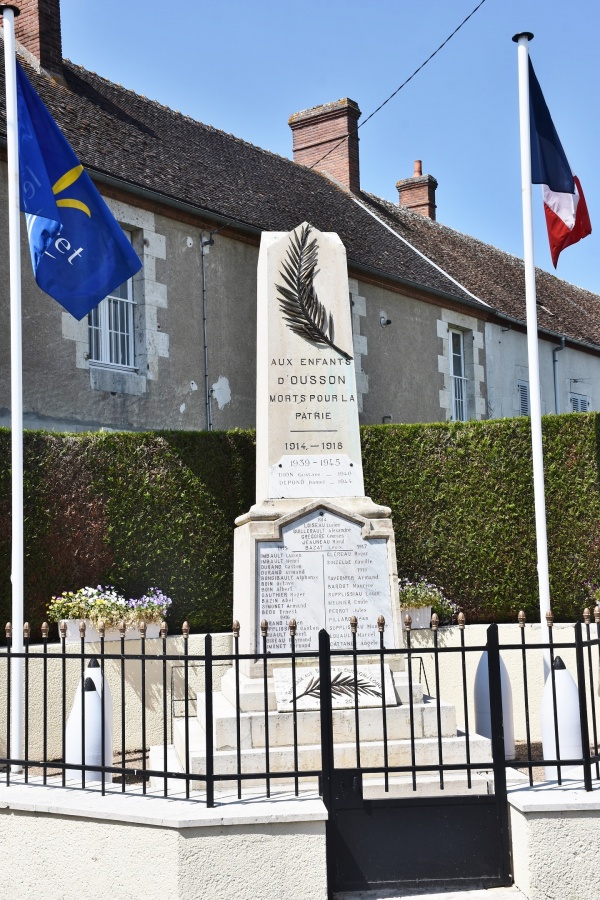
16, 62, 141, 319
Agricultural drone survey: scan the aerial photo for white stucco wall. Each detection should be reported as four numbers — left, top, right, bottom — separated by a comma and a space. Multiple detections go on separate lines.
509, 787, 600, 900
485, 322, 600, 419
0, 784, 328, 900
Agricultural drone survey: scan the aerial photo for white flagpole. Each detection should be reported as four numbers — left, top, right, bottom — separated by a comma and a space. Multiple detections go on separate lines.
513, 32, 551, 679
2, 4, 24, 769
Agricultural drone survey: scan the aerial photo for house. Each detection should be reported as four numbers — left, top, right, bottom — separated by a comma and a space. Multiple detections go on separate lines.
1, 0, 599, 434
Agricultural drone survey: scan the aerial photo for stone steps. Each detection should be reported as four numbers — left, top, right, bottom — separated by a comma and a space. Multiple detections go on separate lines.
148, 742, 194, 797
171, 714, 491, 779
361, 770, 493, 798
148, 743, 494, 799
197, 690, 457, 750
150, 665, 492, 797
219, 667, 422, 713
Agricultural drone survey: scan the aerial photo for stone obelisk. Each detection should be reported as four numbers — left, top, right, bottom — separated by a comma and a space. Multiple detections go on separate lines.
233, 223, 401, 666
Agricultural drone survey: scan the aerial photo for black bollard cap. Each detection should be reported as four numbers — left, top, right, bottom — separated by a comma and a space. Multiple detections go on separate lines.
87, 657, 100, 668
84, 677, 97, 691
553, 656, 566, 670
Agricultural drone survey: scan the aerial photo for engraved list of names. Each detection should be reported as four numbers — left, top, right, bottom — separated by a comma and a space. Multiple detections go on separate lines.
257, 509, 393, 653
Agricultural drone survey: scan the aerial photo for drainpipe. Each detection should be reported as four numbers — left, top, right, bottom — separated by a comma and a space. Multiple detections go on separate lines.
200, 233, 214, 431
553, 336, 566, 414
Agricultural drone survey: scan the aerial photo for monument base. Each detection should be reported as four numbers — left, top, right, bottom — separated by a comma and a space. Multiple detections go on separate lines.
150, 664, 492, 798
150, 498, 493, 800
232, 496, 403, 676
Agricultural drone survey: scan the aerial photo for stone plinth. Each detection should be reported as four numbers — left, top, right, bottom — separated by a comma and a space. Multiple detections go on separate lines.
152, 665, 492, 796
232, 497, 401, 670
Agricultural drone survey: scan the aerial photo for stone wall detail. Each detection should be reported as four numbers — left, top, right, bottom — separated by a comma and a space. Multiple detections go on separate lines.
437, 308, 485, 420
61, 199, 168, 395
348, 278, 368, 414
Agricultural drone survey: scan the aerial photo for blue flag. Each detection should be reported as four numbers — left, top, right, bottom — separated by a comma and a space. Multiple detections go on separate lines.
16, 62, 142, 320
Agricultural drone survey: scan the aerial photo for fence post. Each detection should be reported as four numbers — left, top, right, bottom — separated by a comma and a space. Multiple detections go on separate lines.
486, 623, 512, 886
6, 624, 11, 786
574, 621, 593, 792
319, 628, 334, 807
205, 633, 214, 808
318, 628, 334, 900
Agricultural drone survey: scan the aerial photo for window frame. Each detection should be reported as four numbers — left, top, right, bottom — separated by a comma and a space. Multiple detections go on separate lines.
449, 329, 467, 421
87, 231, 136, 372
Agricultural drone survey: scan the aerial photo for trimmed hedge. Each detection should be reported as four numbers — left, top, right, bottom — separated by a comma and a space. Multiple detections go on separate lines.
0, 429, 255, 638
361, 414, 600, 622
1, 414, 599, 636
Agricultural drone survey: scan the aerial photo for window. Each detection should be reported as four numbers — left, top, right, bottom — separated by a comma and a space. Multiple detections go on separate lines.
449, 330, 467, 421
88, 276, 135, 369
570, 392, 589, 412
518, 380, 530, 416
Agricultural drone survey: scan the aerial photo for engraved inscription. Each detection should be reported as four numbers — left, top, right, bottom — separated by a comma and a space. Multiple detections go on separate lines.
272, 664, 397, 712
257, 225, 365, 500
257, 509, 393, 653
269, 454, 362, 498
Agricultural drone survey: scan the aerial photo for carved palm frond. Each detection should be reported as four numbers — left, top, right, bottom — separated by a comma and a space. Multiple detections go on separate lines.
275, 224, 352, 361
292, 670, 382, 703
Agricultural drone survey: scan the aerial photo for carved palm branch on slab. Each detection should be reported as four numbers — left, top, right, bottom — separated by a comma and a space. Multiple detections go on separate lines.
275, 224, 352, 361
292, 670, 382, 703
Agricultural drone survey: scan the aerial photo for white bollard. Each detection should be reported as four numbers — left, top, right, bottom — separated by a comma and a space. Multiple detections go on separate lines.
64, 660, 113, 784
541, 656, 583, 781
474, 651, 515, 759
85, 657, 114, 744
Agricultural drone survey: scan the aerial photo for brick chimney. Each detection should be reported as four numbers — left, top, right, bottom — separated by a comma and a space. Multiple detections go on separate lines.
396, 161, 438, 220
289, 98, 361, 193
1, 1, 63, 76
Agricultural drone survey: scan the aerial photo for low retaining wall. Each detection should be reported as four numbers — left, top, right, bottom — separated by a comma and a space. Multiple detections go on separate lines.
0, 784, 328, 900
0, 633, 233, 758
508, 783, 600, 900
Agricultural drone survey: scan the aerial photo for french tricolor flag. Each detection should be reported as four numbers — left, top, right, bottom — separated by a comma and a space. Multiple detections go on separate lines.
529, 59, 591, 267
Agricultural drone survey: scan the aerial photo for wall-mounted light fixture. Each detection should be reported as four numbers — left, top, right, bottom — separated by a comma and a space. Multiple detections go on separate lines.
382, 415, 392, 424
380, 315, 392, 328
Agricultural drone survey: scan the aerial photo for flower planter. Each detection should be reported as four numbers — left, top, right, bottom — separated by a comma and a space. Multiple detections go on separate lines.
63, 620, 161, 644
401, 606, 432, 630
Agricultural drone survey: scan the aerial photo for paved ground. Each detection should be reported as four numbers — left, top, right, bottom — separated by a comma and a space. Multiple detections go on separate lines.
337, 887, 523, 899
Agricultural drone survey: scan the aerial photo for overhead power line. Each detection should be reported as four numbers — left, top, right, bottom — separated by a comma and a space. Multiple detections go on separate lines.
308, 0, 490, 174
205, 0, 489, 240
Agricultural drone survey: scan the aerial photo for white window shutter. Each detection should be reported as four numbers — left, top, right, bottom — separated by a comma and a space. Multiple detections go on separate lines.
518, 381, 530, 416
570, 393, 589, 412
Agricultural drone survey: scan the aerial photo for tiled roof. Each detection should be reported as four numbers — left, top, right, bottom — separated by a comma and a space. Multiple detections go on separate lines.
3, 56, 600, 350
361, 193, 600, 348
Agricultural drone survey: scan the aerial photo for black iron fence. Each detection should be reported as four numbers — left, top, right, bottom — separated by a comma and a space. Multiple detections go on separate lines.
0, 610, 599, 806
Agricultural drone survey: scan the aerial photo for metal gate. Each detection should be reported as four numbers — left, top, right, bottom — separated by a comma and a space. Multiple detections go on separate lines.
318, 626, 512, 895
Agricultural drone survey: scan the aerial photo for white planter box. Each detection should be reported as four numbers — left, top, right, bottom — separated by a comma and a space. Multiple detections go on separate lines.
64, 620, 161, 644
401, 606, 432, 630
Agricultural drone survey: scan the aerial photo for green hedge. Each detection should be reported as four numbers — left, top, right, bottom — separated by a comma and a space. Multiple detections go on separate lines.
1, 414, 599, 636
0, 429, 255, 638
362, 414, 600, 622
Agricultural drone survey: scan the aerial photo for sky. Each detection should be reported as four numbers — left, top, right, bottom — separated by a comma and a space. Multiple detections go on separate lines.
60, 0, 600, 294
